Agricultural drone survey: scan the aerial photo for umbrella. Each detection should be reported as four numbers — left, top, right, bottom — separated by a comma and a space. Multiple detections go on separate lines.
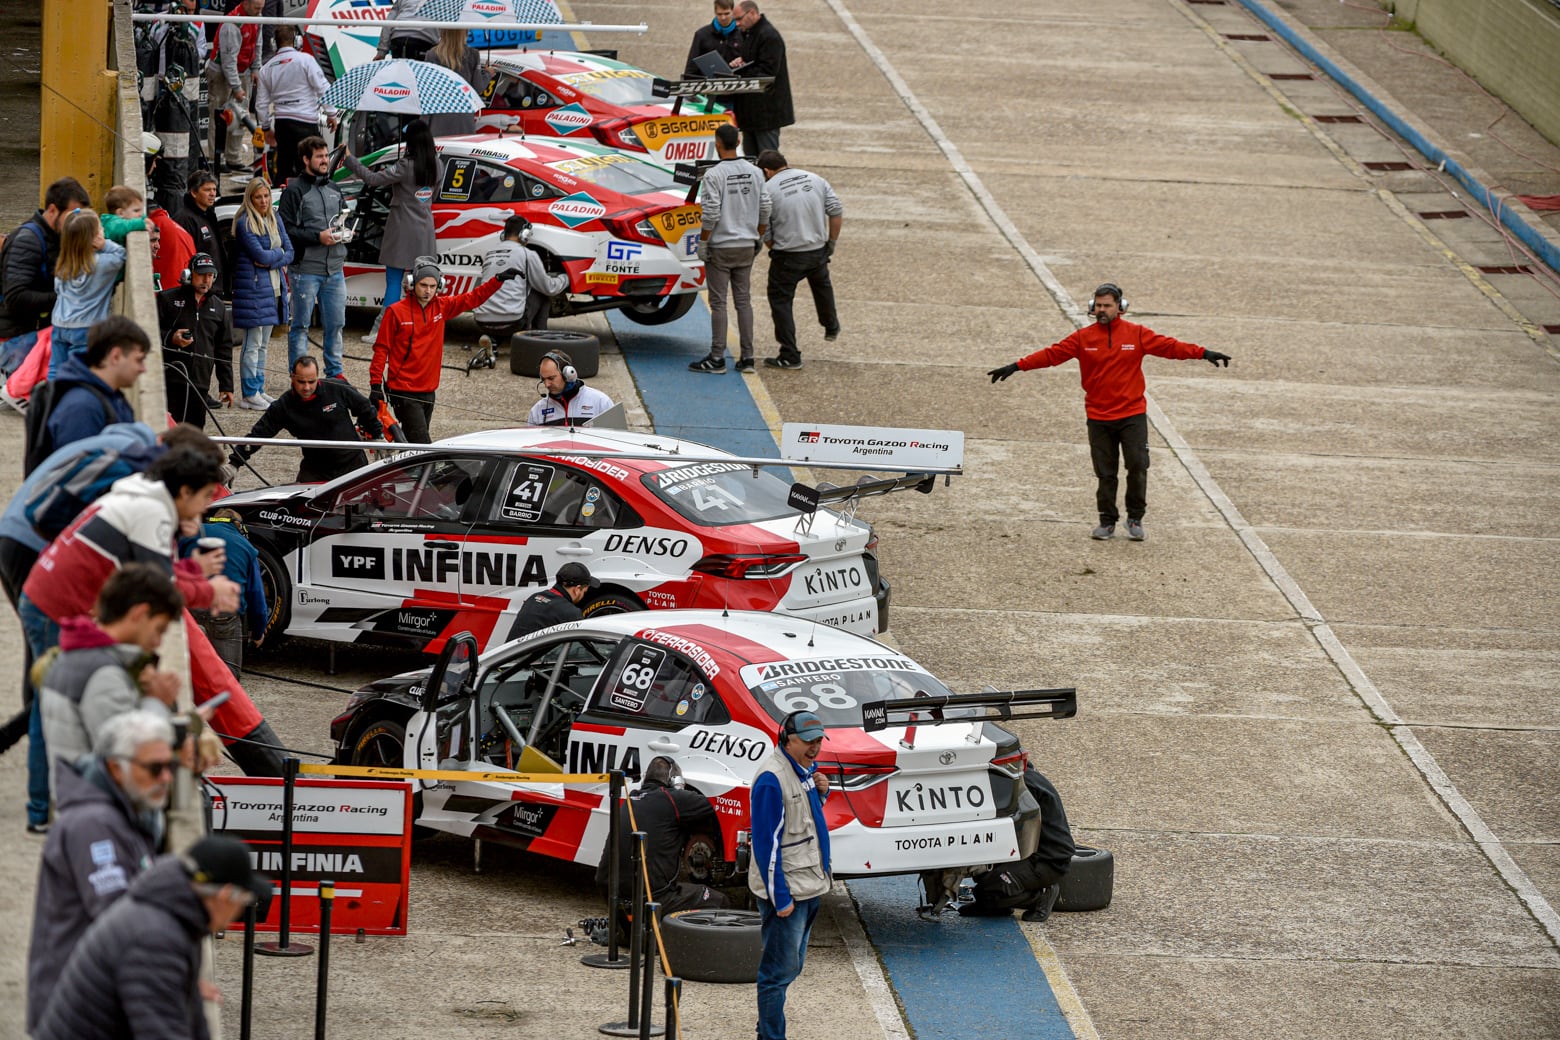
418, 0, 562, 25
320, 58, 483, 116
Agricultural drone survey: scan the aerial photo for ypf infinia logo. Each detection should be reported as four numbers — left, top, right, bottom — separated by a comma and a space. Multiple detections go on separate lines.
549, 192, 606, 228
544, 103, 594, 134
370, 81, 413, 103
798, 431, 819, 443
605, 240, 642, 261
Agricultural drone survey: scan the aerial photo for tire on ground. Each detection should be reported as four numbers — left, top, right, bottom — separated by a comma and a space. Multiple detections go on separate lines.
618, 292, 696, 327
511, 329, 599, 378
1054, 845, 1113, 912
349, 715, 435, 838
660, 909, 763, 983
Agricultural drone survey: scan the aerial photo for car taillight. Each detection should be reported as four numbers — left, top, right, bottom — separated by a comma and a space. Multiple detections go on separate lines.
990, 750, 1027, 778
602, 211, 664, 246
826, 762, 899, 790
594, 119, 642, 151
691, 553, 808, 579
866, 534, 879, 553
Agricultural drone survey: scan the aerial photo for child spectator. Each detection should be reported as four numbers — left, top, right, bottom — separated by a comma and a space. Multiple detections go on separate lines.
48, 211, 127, 380
100, 186, 151, 246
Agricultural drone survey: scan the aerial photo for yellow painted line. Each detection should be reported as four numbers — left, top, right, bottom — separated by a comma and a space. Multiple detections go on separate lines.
551, 0, 591, 51
1022, 926, 1102, 1040
300, 763, 608, 784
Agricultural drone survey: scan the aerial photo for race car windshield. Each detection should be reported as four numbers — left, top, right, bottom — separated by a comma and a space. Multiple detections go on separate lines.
547, 154, 672, 195
559, 69, 657, 106
641, 462, 796, 526
745, 663, 955, 729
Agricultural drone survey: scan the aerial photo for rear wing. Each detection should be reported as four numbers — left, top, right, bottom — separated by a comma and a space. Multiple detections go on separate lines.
860, 689, 1078, 732
787, 473, 936, 523
653, 76, 774, 98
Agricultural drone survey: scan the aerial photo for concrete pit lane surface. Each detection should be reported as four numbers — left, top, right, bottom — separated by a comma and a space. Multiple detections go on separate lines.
3, 0, 1560, 1036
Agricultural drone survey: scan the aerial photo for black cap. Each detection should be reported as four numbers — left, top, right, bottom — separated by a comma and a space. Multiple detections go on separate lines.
556, 562, 599, 588
190, 252, 217, 274
186, 834, 271, 906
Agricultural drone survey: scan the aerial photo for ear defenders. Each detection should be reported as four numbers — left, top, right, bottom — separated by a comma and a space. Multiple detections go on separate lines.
504, 214, 534, 244
1087, 282, 1129, 314
536, 350, 579, 396
404, 255, 446, 295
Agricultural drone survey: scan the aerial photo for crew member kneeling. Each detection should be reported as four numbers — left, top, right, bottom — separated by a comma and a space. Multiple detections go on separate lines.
597, 755, 726, 916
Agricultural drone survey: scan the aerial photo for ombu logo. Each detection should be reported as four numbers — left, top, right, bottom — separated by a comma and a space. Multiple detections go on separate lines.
371, 80, 413, 102
544, 103, 593, 133
549, 192, 605, 228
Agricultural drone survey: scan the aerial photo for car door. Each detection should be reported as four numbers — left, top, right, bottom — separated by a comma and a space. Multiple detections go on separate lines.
297, 454, 492, 647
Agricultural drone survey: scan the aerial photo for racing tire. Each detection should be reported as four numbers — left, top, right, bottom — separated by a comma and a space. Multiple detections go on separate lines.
618, 292, 696, 327
1054, 845, 1114, 912
350, 716, 435, 839
252, 547, 292, 652
660, 909, 762, 984
511, 329, 599, 379
580, 590, 644, 619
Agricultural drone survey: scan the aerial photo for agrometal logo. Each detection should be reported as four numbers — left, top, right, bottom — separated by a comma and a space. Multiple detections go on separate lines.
549, 192, 606, 228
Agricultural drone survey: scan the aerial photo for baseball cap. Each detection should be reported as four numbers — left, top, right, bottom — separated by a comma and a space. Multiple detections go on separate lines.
556, 562, 599, 588
785, 710, 826, 742
189, 253, 217, 275
186, 834, 271, 907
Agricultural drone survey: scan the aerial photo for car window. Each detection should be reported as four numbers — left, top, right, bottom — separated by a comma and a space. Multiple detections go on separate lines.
546, 153, 674, 196
486, 71, 559, 110
490, 462, 632, 529
593, 639, 728, 726
479, 637, 617, 761
641, 462, 797, 526
336, 456, 487, 521
439, 158, 521, 204
558, 68, 656, 106
740, 658, 955, 728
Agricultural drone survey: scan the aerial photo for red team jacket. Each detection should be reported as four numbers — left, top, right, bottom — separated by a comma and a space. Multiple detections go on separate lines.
1017, 319, 1207, 421
370, 279, 503, 393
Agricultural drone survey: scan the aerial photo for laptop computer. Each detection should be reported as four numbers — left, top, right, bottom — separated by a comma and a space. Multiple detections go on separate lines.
692, 51, 736, 78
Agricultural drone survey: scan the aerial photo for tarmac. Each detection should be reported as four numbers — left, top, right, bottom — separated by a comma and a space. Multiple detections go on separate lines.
1, 0, 1558, 1037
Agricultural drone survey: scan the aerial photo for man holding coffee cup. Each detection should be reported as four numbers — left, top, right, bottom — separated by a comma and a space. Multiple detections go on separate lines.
178, 508, 269, 678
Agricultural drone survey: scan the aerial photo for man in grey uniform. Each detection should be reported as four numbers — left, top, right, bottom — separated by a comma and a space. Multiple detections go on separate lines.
474, 215, 570, 339
755, 150, 842, 370
690, 124, 768, 374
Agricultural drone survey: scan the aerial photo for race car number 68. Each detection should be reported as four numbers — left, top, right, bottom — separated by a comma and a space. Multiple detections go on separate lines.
772, 683, 856, 713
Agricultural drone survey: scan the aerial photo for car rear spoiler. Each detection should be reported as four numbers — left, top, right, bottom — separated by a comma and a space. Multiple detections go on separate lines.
652, 76, 774, 98
860, 688, 1078, 732
786, 472, 938, 521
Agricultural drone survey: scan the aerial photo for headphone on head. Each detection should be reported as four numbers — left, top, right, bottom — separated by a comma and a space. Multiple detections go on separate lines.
1087, 282, 1129, 315
404, 256, 446, 295
504, 214, 534, 244
536, 350, 578, 396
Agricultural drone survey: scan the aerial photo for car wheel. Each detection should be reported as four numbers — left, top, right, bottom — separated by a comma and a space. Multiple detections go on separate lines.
679, 831, 723, 886
580, 590, 644, 618
1054, 845, 1114, 912
618, 292, 695, 327
511, 329, 600, 379
660, 909, 762, 984
350, 716, 434, 838
253, 547, 292, 652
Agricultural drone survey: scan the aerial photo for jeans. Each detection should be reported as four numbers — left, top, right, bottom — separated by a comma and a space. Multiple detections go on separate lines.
706, 242, 758, 361
756, 895, 821, 1040
1087, 412, 1150, 525
18, 594, 58, 828
193, 608, 244, 681
766, 247, 837, 360
288, 270, 346, 377
384, 267, 405, 309
47, 325, 89, 380
240, 325, 272, 397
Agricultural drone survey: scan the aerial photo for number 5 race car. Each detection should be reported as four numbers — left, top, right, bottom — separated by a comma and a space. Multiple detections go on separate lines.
330, 610, 1078, 882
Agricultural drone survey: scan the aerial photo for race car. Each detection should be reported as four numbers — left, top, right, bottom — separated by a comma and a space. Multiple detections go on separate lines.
217, 426, 894, 652
477, 50, 732, 167
329, 611, 1077, 881
336, 133, 704, 325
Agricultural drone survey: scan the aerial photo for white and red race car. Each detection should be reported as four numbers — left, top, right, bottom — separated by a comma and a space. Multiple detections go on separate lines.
329, 611, 1077, 880
218, 426, 897, 652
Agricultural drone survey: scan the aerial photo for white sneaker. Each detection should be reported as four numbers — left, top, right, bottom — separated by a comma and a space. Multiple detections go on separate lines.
260, 391, 276, 404
240, 394, 270, 410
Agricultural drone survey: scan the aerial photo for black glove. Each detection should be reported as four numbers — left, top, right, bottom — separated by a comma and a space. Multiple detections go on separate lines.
226, 452, 244, 469
369, 383, 385, 406
1203, 350, 1231, 367
495, 267, 523, 282
987, 363, 1020, 383
825, 240, 837, 257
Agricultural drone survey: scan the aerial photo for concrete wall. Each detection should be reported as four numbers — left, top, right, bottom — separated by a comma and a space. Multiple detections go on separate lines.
1391, 0, 1560, 146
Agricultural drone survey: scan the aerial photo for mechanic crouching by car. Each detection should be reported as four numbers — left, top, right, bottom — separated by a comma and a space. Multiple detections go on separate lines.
597, 756, 726, 916
506, 562, 597, 641
958, 766, 1076, 922
370, 255, 517, 444
526, 350, 616, 427
229, 355, 383, 483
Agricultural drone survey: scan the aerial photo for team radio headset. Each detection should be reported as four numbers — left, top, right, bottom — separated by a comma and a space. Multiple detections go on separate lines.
537, 350, 579, 397
1086, 282, 1129, 320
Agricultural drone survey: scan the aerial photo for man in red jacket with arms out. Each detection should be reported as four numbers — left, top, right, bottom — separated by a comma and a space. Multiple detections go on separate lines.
988, 282, 1231, 542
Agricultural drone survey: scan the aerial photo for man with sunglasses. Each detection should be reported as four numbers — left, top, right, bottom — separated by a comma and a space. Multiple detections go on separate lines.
748, 709, 832, 1040
26, 711, 176, 1032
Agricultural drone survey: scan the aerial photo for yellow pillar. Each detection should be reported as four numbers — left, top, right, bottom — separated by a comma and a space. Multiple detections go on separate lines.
40, 0, 118, 206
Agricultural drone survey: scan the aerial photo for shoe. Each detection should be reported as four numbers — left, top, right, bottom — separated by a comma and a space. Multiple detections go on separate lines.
764, 355, 802, 369
239, 393, 269, 410
734, 358, 755, 373
1125, 518, 1145, 541
260, 391, 276, 405
26, 821, 49, 835
1020, 884, 1061, 923
688, 355, 727, 373
824, 326, 840, 342
204, 393, 224, 408
1090, 523, 1115, 540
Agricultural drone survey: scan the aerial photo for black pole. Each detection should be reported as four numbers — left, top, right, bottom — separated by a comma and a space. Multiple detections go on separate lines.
582, 770, 630, 970
598, 831, 649, 1037
257, 757, 313, 956
663, 976, 681, 1040
240, 902, 256, 1040
637, 900, 658, 1040
315, 879, 334, 1040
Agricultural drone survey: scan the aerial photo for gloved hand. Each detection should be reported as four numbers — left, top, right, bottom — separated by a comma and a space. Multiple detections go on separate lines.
495, 267, 523, 282
825, 240, 837, 258
226, 452, 244, 470
218, 463, 238, 487
369, 383, 386, 406
696, 238, 710, 263
1203, 350, 1231, 367
987, 363, 1020, 383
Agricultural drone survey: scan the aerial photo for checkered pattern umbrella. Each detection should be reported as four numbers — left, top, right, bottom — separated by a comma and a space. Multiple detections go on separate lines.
320, 58, 483, 116
418, 0, 562, 25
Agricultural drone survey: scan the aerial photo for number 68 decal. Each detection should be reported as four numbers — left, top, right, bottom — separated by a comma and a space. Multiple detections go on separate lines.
770, 682, 857, 714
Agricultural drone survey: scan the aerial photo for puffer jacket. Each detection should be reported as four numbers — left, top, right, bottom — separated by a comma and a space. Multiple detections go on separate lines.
32, 855, 212, 1040
37, 615, 167, 782
231, 211, 293, 329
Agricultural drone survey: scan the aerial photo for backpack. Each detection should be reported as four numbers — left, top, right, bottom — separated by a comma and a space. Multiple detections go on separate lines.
24, 437, 163, 542
0, 221, 48, 310
22, 379, 120, 476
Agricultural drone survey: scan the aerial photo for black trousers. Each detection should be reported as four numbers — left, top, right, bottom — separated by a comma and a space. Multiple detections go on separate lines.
389, 389, 436, 444
273, 117, 316, 184
740, 126, 780, 159
165, 362, 213, 429
1086, 412, 1150, 525
766, 246, 837, 359
388, 37, 432, 61
0, 536, 39, 752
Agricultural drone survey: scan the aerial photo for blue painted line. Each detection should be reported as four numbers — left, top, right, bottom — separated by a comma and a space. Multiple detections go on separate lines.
848, 876, 1076, 1040
607, 301, 786, 464
1233, 0, 1560, 277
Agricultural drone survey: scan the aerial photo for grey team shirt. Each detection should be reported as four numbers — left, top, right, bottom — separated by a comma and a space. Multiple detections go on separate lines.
700, 158, 767, 246
762, 168, 843, 252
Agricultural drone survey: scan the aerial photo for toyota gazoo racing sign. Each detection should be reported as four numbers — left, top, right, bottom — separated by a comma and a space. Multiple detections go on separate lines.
783, 423, 965, 472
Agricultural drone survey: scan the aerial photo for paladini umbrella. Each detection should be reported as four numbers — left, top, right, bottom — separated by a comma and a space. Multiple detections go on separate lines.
320, 58, 483, 116
418, 0, 563, 25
